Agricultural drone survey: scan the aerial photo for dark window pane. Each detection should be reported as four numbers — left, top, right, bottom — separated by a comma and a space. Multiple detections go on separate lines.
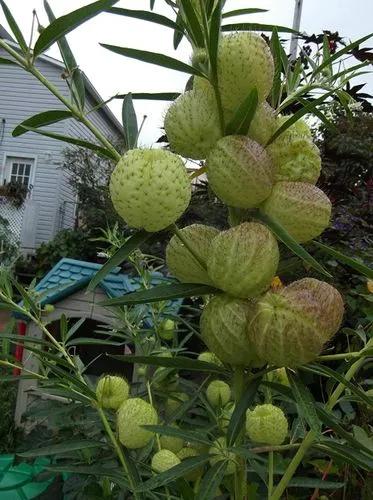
25, 164, 31, 176
18, 164, 24, 175
11, 164, 18, 175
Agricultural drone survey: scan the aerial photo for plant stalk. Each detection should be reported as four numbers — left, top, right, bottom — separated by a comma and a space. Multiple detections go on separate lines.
233, 366, 246, 500
268, 451, 274, 499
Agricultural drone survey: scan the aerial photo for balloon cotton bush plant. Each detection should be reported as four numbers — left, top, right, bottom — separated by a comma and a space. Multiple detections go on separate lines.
0, 1, 372, 499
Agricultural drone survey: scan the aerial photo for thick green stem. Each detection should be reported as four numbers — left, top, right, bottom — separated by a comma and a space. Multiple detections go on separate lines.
268, 451, 274, 499
233, 366, 246, 500
317, 351, 361, 362
270, 343, 371, 500
97, 406, 140, 499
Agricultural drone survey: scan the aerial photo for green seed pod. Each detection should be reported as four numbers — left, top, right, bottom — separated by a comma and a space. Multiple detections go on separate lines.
165, 392, 189, 415
246, 404, 288, 445
248, 278, 344, 367
166, 224, 219, 285
96, 375, 129, 410
151, 449, 180, 473
200, 293, 257, 366
261, 182, 331, 243
110, 149, 191, 232
164, 88, 222, 160
207, 223, 279, 298
216, 33, 274, 119
207, 136, 275, 208
197, 351, 224, 367
209, 437, 236, 475
247, 102, 277, 145
206, 380, 231, 407
160, 425, 184, 454
177, 447, 203, 481
117, 398, 158, 449
158, 319, 176, 340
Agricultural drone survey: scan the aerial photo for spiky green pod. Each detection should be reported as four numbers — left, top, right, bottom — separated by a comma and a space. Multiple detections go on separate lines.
159, 425, 184, 454
206, 380, 231, 407
200, 293, 257, 366
96, 375, 129, 410
164, 88, 222, 159
207, 136, 275, 208
248, 278, 344, 367
247, 102, 277, 145
261, 182, 331, 243
151, 449, 180, 473
209, 437, 236, 475
207, 223, 279, 298
166, 224, 219, 285
117, 398, 158, 449
110, 149, 191, 232
246, 404, 288, 445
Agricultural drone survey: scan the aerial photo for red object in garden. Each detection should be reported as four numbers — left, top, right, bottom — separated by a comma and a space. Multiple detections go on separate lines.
13, 321, 26, 376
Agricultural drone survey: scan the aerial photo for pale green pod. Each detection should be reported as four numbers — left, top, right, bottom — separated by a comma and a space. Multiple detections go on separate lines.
261, 182, 331, 243
110, 149, 191, 232
166, 224, 219, 285
248, 278, 344, 367
159, 425, 184, 454
151, 449, 180, 473
164, 87, 222, 160
206, 380, 231, 407
197, 351, 224, 367
117, 398, 158, 449
207, 136, 275, 208
96, 375, 129, 410
200, 293, 257, 366
247, 102, 277, 145
246, 404, 288, 445
207, 223, 279, 298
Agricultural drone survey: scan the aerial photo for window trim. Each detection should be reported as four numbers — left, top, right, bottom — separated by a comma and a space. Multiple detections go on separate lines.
1, 152, 37, 197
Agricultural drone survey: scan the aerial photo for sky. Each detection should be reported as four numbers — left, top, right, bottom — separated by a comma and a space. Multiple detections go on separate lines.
1, 0, 372, 145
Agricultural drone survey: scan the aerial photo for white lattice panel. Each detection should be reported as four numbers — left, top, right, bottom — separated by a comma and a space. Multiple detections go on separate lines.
0, 196, 25, 243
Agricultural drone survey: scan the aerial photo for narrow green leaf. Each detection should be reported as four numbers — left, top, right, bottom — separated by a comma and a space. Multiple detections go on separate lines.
108, 7, 181, 31
322, 34, 332, 76
313, 32, 373, 77
227, 378, 261, 445
287, 371, 321, 434
225, 88, 258, 135
143, 425, 211, 446
19, 126, 116, 160
222, 23, 297, 34
174, 9, 185, 49
100, 282, 217, 306
313, 241, 373, 279
179, 0, 205, 47
18, 440, 102, 457
66, 338, 123, 347
316, 440, 373, 471
44, 1, 85, 110
34, 0, 119, 57
116, 92, 181, 101
267, 90, 335, 145
47, 465, 129, 488
122, 93, 138, 149
222, 8, 268, 19
150, 0, 155, 9
303, 364, 373, 407
109, 355, 226, 374
87, 230, 151, 291
208, 0, 222, 75
288, 477, 345, 489
255, 211, 332, 278
0, 0, 28, 52
270, 28, 283, 108
0, 57, 17, 64
12, 110, 73, 137
100, 44, 204, 77
135, 455, 211, 491
196, 460, 228, 500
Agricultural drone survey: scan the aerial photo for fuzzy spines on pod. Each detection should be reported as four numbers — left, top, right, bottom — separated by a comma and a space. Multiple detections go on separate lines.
151, 449, 180, 473
247, 102, 277, 145
166, 224, 219, 285
248, 278, 344, 367
96, 375, 129, 410
207, 136, 275, 208
209, 437, 236, 475
246, 404, 288, 445
217, 33, 274, 119
206, 380, 231, 407
164, 88, 222, 159
207, 223, 279, 298
110, 149, 191, 232
200, 293, 257, 366
117, 398, 158, 449
261, 182, 331, 243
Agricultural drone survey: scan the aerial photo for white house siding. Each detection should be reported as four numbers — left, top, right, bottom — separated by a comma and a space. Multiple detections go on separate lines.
0, 46, 122, 249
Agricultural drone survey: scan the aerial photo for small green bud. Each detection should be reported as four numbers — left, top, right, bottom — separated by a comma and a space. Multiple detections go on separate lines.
246, 404, 288, 445
206, 380, 231, 407
96, 375, 129, 410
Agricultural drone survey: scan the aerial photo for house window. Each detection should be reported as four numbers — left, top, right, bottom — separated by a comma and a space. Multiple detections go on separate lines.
4, 156, 35, 188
